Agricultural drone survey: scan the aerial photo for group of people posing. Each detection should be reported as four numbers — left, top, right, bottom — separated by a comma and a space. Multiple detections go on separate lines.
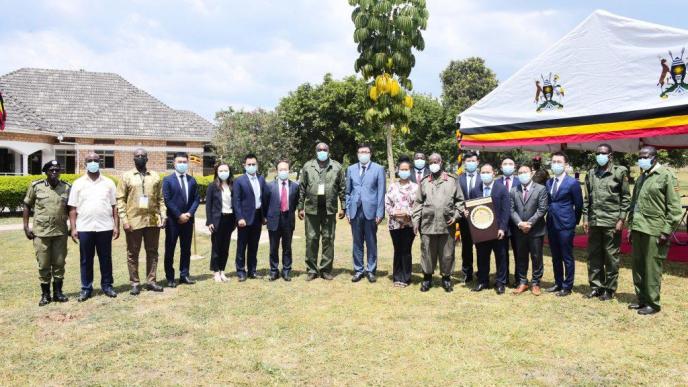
23, 142, 682, 316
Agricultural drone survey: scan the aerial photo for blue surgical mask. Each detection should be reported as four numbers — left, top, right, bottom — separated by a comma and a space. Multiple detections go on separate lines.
398, 170, 411, 180
86, 161, 100, 173
245, 165, 257, 175
596, 154, 609, 167
465, 161, 478, 173
317, 151, 329, 162
358, 153, 370, 164
218, 171, 230, 181
518, 173, 532, 185
638, 157, 653, 171
501, 165, 514, 176
414, 159, 426, 170
278, 171, 290, 180
551, 163, 565, 176
480, 173, 494, 184
175, 162, 188, 174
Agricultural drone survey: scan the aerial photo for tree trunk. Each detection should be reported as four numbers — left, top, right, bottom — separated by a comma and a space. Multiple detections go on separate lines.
386, 123, 395, 179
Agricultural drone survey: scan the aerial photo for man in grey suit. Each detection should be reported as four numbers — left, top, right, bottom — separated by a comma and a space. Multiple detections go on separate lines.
510, 164, 549, 296
346, 143, 386, 283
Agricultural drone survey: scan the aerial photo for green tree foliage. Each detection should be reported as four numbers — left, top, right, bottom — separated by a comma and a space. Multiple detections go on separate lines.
212, 108, 297, 174
402, 93, 455, 162
350, 0, 429, 176
441, 57, 498, 123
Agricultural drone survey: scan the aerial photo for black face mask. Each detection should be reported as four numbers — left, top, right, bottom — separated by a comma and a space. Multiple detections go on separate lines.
134, 158, 147, 169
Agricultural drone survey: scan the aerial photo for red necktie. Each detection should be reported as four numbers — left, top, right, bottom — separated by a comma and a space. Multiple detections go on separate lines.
280, 181, 288, 212
505, 177, 511, 192
523, 187, 528, 202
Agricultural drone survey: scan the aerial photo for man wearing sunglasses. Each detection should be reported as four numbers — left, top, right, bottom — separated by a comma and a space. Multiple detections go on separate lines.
627, 145, 682, 315
23, 160, 71, 306
582, 144, 631, 301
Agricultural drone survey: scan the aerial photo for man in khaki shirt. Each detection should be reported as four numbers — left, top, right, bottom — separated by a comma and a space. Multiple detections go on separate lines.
116, 149, 167, 295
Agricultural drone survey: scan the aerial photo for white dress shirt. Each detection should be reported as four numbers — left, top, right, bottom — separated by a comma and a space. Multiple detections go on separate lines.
551, 173, 565, 195
221, 182, 232, 214
247, 173, 262, 209
175, 171, 189, 203
68, 174, 117, 232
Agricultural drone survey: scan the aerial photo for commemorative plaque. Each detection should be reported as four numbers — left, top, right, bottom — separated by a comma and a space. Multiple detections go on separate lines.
464, 197, 498, 243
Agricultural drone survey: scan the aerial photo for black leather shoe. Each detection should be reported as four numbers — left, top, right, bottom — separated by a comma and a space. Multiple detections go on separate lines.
441, 276, 453, 292
39, 283, 52, 306
52, 280, 68, 302
130, 284, 141, 296
351, 272, 365, 283
167, 279, 177, 288
628, 303, 645, 310
367, 272, 377, 283
282, 273, 291, 282
585, 289, 603, 298
495, 285, 505, 295
420, 274, 432, 292
145, 283, 164, 292
248, 273, 263, 280
321, 272, 334, 281
460, 276, 473, 285
545, 285, 561, 293
102, 287, 117, 298
556, 289, 572, 297
77, 290, 92, 302
599, 290, 614, 301
472, 283, 488, 292
269, 272, 279, 281
305, 273, 318, 281
637, 306, 659, 315
237, 273, 247, 282
179, 276, 196, 285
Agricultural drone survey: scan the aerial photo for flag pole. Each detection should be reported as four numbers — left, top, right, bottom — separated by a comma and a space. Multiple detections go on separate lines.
455, 115, 463, 241
190, 158, 204, 261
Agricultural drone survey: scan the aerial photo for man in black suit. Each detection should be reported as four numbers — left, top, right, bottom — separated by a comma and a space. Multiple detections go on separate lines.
410, 152, 430, 183
232, 154, 267, 281
162, 152, 201, 288
457, 151, 481, 283
496, 156, 520, 287
469, 163, 510, 294
264, 160, 300, 281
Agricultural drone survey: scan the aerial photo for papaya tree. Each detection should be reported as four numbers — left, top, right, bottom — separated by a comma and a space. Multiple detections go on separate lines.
350, 0, 429, 176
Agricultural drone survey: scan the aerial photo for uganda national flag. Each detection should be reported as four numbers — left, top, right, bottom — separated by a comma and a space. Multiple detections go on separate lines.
0, 91, 6, 131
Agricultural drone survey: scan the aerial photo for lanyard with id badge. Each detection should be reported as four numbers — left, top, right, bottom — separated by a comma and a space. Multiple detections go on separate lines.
317, 168, 327, 196
138, 174, 150, 209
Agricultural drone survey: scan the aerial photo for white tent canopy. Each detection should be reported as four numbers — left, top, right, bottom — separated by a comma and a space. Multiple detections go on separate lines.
459, 10, 688, 152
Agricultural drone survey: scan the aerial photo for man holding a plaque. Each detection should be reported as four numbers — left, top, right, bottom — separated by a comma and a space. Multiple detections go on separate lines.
457, 151, 481, 284
412, 153, 465, 293
469, 164, 510, 294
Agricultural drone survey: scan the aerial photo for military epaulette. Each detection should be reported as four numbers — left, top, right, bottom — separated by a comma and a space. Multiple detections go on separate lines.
31, 179, 46, 187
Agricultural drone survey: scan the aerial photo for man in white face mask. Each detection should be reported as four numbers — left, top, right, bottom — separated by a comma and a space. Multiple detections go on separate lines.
265, 159, 299, 281
345, 143, 386, 283
457, 151, 481, 284
411, 152, 430, 183
496, 156, 520, 287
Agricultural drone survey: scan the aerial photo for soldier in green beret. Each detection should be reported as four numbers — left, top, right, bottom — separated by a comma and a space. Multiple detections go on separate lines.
582, 143, 631, 301
22, 160, 71, 306
627, 146, 683, 315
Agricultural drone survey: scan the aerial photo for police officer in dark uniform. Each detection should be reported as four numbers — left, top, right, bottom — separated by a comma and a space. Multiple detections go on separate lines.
531, 155, 550, 185
23, 160, 71, 306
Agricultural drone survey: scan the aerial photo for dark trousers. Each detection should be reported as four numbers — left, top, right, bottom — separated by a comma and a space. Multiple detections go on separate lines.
390, 227, 415, 284
515, 233, 544, 285
458, 219, 475, 278
210, 214, 236, 272
236, 210, 262, 276
476, 238, 508, 286
548, 227, 576, 290
351, 210, 378, 274
268, 212, 294, 275
505, 231, 518, 284
164, 220, 193, 281
79, 230, 114, 292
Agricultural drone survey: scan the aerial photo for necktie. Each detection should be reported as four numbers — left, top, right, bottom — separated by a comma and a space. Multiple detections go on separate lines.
483, 186, 491, 197
468, 174, 474, 198
505, 177, 511, 192
417, 171, 422, 182
280, 181, 288, 212
552, 178, 559, 195
180, 175, 188, 204
523, 187, 528, 202
361, 165, 367, 177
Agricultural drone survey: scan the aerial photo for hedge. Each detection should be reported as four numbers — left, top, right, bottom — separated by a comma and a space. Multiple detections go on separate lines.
0, 173, 214, 213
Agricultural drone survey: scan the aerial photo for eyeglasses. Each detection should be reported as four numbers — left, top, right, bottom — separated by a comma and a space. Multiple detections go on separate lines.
85, 159, 99, 163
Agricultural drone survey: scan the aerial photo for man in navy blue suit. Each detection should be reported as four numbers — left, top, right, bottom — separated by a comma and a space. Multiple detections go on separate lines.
162, 152, 201, 288
264, 160, 299, 282
545, 151, 583, 296
232, 153, 267, 281
470, 163, 510, 294
495, 156, 520, 287
346, 143, 386, 283
457, 151, 481, 283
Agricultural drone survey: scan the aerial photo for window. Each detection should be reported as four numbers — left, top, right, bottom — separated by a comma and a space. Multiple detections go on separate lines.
166, 152, 176, 170
55, 150, 76, 174
95, 150, 115, 169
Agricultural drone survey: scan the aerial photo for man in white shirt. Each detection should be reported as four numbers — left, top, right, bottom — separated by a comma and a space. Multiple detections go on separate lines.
68, 152, 120, 302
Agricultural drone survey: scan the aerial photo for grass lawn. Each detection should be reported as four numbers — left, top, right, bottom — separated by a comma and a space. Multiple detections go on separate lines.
1, 209, 687, 385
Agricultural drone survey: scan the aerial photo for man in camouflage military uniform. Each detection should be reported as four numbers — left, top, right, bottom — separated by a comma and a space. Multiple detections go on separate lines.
412, 153, 465, 293
582, 144, 631, 301
22, 160, 71, 306
297, 142, 346, 281
627, 146, 682, 315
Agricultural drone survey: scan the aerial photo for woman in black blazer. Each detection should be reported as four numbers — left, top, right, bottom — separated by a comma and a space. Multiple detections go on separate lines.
205, 163, 236, 282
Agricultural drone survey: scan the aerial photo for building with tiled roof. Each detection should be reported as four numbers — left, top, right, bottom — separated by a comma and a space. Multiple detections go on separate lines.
0, 68, 215, 175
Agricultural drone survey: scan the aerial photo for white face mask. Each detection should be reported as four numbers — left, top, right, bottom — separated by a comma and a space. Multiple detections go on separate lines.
429, 163, 441, 174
